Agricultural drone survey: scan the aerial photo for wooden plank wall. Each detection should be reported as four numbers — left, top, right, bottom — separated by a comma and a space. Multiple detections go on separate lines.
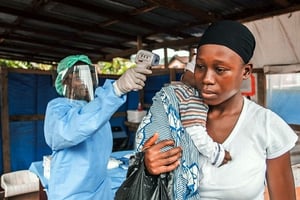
0, 67, 10, 173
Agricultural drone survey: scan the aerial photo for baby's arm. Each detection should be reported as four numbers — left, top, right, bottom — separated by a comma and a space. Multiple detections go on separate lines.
186, 125, 229, 167
175, 84, 231, 167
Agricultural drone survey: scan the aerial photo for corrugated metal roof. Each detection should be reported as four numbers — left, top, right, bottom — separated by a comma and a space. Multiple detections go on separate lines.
0, 0, 299, 63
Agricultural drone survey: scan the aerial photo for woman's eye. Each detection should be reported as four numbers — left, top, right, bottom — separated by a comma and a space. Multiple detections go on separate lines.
216, 67, 226, 73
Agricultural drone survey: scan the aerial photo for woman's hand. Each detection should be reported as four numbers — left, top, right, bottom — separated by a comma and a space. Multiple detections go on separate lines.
142, 133, 182, 175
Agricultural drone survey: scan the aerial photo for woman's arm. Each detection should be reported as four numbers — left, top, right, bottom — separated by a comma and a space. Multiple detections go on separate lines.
266, 152, 296, 200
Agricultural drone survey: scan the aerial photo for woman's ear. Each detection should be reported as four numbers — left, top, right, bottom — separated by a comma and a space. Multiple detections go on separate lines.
243, 63, 252, 80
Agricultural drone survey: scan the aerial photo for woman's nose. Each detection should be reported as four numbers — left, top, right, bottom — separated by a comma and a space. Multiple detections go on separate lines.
202, 70, 215, 85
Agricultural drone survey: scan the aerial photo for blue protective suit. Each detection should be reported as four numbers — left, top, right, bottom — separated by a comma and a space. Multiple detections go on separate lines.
44, 80, 126, 200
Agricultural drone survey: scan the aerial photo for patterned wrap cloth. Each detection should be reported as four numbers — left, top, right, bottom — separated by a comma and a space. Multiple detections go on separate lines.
135, 84, 208, 200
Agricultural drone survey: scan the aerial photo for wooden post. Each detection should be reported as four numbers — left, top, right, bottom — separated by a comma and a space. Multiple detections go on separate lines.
163, 47, 168, 68
137, 35, 142, 51
254, 68, 266, 107
0, 67, 11, 172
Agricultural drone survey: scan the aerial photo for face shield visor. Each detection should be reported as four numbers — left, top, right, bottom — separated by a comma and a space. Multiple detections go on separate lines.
63, 64, 98, 102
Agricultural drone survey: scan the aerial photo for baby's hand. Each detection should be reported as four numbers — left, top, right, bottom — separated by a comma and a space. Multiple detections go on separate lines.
221, 150, 232, 166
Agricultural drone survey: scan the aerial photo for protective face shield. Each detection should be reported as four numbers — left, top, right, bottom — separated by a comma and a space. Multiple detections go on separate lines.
62, 64, 98, 102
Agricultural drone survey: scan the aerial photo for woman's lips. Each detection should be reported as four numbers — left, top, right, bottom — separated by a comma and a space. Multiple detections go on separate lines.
201, 89, 216, 98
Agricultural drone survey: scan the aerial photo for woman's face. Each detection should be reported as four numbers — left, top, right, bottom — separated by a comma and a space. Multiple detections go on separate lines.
194, 44, 251, 105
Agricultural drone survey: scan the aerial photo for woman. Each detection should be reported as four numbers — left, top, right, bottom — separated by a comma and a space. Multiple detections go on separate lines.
140, 20, 298, 199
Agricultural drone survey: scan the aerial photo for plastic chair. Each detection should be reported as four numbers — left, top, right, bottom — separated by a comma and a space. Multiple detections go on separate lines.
1, 170, 39, 198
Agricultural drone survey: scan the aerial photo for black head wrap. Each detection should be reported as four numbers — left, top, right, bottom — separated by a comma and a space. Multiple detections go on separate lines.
197, 20, 256, 63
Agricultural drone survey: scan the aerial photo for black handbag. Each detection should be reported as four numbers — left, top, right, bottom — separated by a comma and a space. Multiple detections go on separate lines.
115, 152, 170, 200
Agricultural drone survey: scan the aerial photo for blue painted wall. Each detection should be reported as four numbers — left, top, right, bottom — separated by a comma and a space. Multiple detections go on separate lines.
5, 72, 56, 172
266, 88, 300, 125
